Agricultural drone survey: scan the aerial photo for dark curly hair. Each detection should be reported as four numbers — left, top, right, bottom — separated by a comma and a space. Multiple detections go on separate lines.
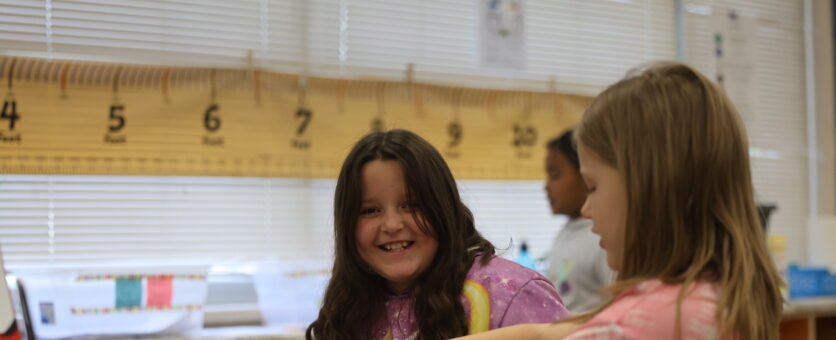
306, 129, 495, 340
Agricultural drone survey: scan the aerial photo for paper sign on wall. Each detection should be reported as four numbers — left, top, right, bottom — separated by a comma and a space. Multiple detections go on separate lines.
479, 0, 527, 70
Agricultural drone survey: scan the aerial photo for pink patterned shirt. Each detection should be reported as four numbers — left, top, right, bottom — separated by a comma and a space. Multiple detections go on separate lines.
566, 280, 723, 340
372, 256, 569, 340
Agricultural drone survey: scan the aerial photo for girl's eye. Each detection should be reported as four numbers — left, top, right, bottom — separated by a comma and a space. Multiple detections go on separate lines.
360, 207, 379, 215
402, 202, 419, 210
586, 187, 596, 194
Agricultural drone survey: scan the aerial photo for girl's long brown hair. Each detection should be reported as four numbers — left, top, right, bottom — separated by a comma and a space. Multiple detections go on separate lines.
306, 129, 495, 340
574, 62, 783, 339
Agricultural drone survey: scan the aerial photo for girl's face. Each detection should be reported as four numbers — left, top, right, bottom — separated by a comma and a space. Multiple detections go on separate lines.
578, 144, 627, 272
544, 149, 588, 218
355, 160, 439, 293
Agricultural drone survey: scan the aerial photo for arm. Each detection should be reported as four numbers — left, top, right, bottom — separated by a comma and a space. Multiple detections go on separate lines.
451, 322, 582, 340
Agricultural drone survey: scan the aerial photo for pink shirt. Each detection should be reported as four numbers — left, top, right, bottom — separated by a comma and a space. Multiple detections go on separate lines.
566, 280, 722, 340
372, 256, 569, 340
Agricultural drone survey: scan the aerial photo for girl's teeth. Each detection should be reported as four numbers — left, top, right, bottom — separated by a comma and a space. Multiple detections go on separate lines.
383, 241, 410, 251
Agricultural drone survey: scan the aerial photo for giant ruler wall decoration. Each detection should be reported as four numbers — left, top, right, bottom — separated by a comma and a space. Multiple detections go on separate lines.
0, 57, 591, 180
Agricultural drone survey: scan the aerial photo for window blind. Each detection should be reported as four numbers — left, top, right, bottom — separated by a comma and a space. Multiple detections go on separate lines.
684, 0, 807, 263
0, 175, 307, 269
2, 0, 676, 95
289, 0, 676, 94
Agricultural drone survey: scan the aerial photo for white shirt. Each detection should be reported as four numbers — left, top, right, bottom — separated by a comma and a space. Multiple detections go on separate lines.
545, 217, 614, 314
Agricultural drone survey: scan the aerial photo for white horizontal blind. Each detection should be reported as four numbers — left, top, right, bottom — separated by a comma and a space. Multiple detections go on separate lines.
2, 0, 675, 94
459, 180, 565, 260
685, 0, 807, 262
0, 175, 314, 269
292, 0, 676, 93
525, 0, 675, 92
0, 175, 559, 270
1, 0, 267, 66
0, 0, 48, 53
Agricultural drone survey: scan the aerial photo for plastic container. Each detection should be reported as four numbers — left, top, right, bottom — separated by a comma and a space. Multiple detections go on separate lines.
515, 242, 537, 271
788, 265, 829, 299
823, 273, 836, 296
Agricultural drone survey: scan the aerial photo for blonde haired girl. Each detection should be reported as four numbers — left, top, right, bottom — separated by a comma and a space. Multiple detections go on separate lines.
454, 62, 783, 340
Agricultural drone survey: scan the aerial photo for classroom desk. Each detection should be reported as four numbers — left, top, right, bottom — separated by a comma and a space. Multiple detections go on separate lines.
780, 297, 836, 340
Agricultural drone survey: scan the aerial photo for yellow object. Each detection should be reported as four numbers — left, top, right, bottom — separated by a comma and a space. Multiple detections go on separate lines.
767, 235, 789, 297
0, 56, 589, 180
462, 279, 491, 334
768, 235, 788, 270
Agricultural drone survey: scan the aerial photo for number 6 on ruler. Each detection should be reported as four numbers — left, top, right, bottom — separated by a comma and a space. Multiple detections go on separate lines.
204, 104, 221, 132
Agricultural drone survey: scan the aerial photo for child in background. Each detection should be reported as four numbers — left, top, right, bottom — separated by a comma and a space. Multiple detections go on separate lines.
306, 129, 569, 340
454, 62, 784, 339
544, 130, 614, 314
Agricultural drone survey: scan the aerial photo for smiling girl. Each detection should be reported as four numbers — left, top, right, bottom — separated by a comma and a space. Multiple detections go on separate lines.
306, 129, 569, 340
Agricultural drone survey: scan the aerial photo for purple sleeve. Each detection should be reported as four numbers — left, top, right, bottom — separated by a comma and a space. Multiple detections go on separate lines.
498, 278, 571, 327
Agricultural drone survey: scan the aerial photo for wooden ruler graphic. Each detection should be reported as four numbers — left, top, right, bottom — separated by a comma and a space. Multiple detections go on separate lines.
0, 57, 590, 180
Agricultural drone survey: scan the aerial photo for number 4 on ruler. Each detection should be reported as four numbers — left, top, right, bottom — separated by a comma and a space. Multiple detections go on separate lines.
1, 100, 19, 130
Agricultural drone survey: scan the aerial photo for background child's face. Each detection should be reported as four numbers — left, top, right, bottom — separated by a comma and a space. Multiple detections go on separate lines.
355, 160, 439, 293
578, 144, 627, 272
544, 149, 588, 218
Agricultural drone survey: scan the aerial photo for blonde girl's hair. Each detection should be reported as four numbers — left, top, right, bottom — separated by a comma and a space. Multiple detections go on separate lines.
573, 62, 783, 339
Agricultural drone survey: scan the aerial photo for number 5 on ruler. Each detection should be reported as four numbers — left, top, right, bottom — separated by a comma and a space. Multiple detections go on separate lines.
109, 105, 125, 132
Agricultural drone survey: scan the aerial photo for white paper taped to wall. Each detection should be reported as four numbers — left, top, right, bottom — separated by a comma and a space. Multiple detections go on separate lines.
15, 266, 207, 339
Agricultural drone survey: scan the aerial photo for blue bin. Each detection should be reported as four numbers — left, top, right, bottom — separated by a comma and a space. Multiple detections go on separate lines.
823, 274, 836, 296
788, 266, 828, 299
